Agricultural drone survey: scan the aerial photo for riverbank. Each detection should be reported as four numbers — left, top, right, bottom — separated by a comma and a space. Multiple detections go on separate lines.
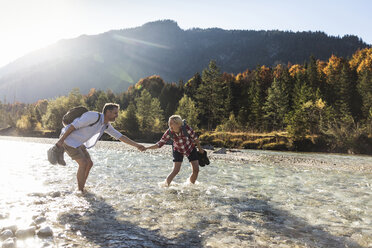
1, 136, 371, 173
2, 126, 372, 155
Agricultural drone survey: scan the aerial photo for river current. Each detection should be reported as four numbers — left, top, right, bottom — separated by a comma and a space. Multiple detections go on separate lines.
0, 138, 371, 247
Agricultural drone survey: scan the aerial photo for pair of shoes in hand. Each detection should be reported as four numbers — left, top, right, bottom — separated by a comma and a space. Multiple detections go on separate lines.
198, 151, 210, 167
47, 145, 66, 166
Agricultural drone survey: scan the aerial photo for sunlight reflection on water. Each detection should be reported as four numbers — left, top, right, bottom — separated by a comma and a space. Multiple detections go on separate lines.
0, 139, 371, 247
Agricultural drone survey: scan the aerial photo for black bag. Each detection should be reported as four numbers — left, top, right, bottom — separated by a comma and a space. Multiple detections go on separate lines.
62, 106, 100, 127
62, 106, 89, 126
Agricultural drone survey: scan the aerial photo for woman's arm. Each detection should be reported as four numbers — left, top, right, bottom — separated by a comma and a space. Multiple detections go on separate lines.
194, 139, 204, 153
146, 144, 160, 150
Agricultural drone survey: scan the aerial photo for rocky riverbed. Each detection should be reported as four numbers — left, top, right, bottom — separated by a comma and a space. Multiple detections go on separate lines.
0, 136, 371, 248
1, 136, 371, 173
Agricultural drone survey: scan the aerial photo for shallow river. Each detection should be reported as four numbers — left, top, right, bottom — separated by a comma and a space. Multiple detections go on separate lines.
0, 139, 371, 247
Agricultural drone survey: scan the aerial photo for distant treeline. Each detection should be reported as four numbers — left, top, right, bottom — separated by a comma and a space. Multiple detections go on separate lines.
0, 48, 371, 153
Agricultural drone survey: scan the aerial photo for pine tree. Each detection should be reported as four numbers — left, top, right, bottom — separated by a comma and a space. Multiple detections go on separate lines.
135, 89, 165, 134
306, 56, 320, 90
357, 71, 372, 119
335, 63, 353, 117
196, 60, 224, 130
175, 95, 199, 128
150, 98, 165, 133
136, 89, 153, 133
263, 79, 290, 131
114, 103, 139, 136
184, 73, 202, 101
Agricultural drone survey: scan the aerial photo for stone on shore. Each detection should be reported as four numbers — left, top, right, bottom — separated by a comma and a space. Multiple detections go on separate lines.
1, 226, 17, 234
0, 213, 9, 220
214, 148, 227, 154
0, 230, 13, 241
1, 238, 15, 248
37, 226, 53, 238
34, 216, 47, 225
15, 226, 36, 239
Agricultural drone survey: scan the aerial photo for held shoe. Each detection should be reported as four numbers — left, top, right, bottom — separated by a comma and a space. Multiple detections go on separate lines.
47, 145, 58, 165
47, 145, 66, 166
197, 151, 210, 167
56, 146, 66, 166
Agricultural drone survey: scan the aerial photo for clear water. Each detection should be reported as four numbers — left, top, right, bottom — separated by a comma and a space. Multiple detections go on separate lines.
0, 139, 371, 247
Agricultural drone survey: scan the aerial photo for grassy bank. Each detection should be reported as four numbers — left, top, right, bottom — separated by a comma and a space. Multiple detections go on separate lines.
198, 131, 372, 155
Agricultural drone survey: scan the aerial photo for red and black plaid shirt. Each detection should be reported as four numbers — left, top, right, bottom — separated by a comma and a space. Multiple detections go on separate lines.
156, 124, 198, 156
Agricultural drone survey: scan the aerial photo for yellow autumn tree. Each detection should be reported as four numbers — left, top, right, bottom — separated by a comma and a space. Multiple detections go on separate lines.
322, 55, 343, 77
289, 64, 305, 77
349, 48, 372, 73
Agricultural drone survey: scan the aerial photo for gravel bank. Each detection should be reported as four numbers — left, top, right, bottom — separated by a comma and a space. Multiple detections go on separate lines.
1, 136, 371, 173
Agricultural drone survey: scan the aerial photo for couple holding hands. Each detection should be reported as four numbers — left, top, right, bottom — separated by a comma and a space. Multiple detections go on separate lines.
56, 103, 205, 192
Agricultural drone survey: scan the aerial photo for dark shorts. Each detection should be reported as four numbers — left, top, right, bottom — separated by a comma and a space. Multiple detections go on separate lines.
173, 147, 198, 163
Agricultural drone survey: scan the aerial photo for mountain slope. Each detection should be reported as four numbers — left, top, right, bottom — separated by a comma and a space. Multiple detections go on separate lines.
0, 20, 369, 103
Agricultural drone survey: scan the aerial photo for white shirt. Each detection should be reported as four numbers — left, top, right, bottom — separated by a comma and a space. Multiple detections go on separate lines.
61, 111, 123, 148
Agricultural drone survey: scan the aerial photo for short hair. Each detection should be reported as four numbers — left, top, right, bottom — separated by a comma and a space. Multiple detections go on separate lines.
168, 115, 182, 126
102, 103, 120, 114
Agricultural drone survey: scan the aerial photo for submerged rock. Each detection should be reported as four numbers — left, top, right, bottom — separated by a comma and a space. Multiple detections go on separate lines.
0, 230, 13, 241
49, 191, 61, 198
15, 226, 35, 239
34, 216, 47, 225
37, 226, 53, 238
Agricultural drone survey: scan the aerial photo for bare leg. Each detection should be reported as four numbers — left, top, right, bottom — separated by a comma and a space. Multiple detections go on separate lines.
84, 159, 93, 181
75, 158, 91, 192
189, 160, 199, 184
166, 162, 182, 186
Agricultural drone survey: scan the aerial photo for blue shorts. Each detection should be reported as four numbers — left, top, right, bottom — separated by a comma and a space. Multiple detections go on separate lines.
173, 147, 198, 163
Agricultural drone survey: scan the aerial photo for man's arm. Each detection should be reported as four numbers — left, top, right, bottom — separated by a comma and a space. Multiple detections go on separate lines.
119, 135, 145, 151
56, 125, 76, 147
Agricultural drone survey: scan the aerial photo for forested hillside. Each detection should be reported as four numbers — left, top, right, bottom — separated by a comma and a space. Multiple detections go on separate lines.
0, 20, 369, 103
1, 48, 371, 154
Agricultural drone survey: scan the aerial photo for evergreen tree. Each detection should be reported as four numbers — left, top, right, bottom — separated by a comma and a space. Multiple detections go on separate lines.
263, 79, 290, 131
336, 63, 353, 117
150, 98, 165, 133
184, 73, 202, 101
136, 89, 153, 133
159, 83, 183, 118
306, 56, 321, 90
135, 89, 165, 133
357, 71, 372, 119
196, 60, 224, 130
95, 91, 109, 112
114, 103, 139, 136
175, 95, 199, 128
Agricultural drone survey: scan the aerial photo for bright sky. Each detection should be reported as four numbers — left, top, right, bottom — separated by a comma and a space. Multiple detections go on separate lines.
0, 0, 371, 68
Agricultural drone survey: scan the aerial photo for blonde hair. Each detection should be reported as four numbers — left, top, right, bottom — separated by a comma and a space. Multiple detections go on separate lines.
168, 115, 182, 126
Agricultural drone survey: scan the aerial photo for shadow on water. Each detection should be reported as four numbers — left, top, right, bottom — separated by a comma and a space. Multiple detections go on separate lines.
206, 194, 363, 248
58, 192, 202, 248
57, 191, 363, 248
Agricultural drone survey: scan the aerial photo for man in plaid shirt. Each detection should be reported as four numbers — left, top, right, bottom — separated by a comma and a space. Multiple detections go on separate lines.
145, 115, 204, 186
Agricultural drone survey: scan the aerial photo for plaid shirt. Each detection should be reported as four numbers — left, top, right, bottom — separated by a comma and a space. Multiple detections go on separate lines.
156, 124, 198, 156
